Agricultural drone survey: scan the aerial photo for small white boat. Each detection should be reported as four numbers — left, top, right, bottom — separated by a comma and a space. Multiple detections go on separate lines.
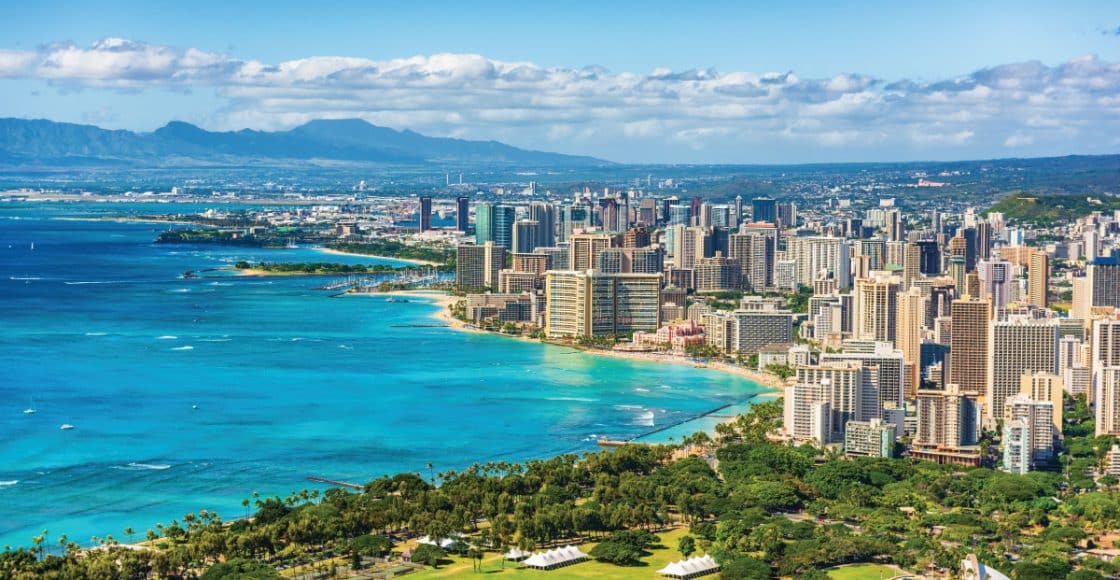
60, 424, 75, 431
22, 408, 35, 415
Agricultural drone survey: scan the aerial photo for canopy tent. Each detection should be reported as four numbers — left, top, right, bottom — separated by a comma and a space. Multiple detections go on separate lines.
504, 548, 531, 561
657, 554, 721, 579
522, 545, 588, 570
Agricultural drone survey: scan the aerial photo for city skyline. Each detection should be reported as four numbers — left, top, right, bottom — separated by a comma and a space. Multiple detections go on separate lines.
2, 1, 1120, 163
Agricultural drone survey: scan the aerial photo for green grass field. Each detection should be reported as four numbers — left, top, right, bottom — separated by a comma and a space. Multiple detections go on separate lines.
408, 528, 694, 579
826, 563, 905, 580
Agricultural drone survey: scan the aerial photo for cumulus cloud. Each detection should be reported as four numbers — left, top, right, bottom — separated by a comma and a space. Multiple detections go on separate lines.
3, 38, 1120, 161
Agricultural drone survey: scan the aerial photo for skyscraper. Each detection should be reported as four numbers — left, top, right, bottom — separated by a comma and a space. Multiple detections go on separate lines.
544, 271, 661, 338
1028, 251, 1049, 308
854, 273, 900, 343
418, 196, 433, 233
977, 259, 1013, 311
529, 202, 557, 248
475, 203, 517, 249
751, 197, 777, 224
1088, 256, 1120, 308
456, 196, 470, 232
897, 286, 928, 398
913, 383, 981, 466
512, 220, 541, 253
456, 242, 506, 291
570, 233, 615, 271
949, 297, 992, 395
987, 316, 1058, 422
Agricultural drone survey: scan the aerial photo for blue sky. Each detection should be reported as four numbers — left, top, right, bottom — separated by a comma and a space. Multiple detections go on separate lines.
2, 0, 1119, 163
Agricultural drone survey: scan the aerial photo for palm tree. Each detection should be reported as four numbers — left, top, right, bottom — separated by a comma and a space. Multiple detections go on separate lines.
242, 498, 251, 519
125, 527, 134, 545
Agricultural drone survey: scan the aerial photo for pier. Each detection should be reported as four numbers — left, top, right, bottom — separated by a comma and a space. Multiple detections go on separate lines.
597, 398, 755, 447
306, 476, 365, 491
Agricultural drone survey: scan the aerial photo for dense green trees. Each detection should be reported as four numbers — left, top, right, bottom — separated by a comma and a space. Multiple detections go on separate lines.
2, 397, 1118, 578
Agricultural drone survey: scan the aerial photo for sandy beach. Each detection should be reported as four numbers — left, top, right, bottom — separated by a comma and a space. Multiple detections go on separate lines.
315, 247, 442, 266
362, 288, 788, 394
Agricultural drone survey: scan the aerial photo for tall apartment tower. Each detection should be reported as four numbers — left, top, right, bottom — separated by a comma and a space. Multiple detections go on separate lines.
751, 196, 777, 224
1028, 251, 1049, 308
456, 242, 506, 291
977, 259, 1013, 312
1088, 257, 1120, 308
543, 271, 661, 338
529, 202, 557, 248
987, 316, 1058, 422
854, 272, 900, 343
896, 286, 929, 398
949, 297, 992, 395
1096, 367, 1120, 437
1093, 316, 1120, 406
913, 383, 981, 466
456, 196, 469, 232
1020, 372, 1064, 438
418, 196, 433, 233
569, 233, 615, 272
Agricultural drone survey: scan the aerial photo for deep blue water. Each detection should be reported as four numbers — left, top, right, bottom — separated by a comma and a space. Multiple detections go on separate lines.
0, 202, 766, 549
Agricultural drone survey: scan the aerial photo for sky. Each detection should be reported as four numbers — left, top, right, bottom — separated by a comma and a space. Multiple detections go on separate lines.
2, 0, 1120, 164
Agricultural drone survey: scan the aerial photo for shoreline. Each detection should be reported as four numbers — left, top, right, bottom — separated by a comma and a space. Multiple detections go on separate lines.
315, 247, 441, 266
358, 286, 788, 396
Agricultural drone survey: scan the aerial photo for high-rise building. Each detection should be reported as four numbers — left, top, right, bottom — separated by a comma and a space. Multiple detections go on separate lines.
949, 297, 992, 395
1093, 316, 1120, 405
1002, 419, 1032, 475
475, 203, 516, 249
977, 259, 1013, 312
1096, 367, 1120, 437
1088, 256, 1120, 308
896, 286, 928, 399
630, 248, 664, 274
456, 196, 470, 232
784, 362, 867, 444
418, 196, 433, 233
1028, 251, 1049, 308
751, 197, 777, 224
987, 316, 1058, 422
853, 272, 900, 343
913, 383, 982, 466
534, 246, 569, 270
695, 253, 742, 292
570, 233, 615, 271
728, 231, 774, 291
511, 253, 551, 274
512, 220, 541, 254
787, 236, 852, 290
544, 271, 661, 338
1004, 394, 1055, 472
668, 204, 691, 226
669, 226, 712, 269
456, 242, 505, 291
529, 202, 557, 248
623, 226, 651, 248
820, 342, 906, 413
1020, 372, 1064, 438
709, 308, 794, 354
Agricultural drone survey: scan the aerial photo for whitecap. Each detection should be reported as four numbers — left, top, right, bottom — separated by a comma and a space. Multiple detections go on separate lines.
546, 396, 596, 402
171, 345, 194, 351
198, 338, 231, 342
85, 332, 107, 336
156, 335, 178, 340
632, 410, 655, 427
9, 276, 41, 281
0, 480, 18, 487
614, 404, 644, 410
169, 288, 191, 293
634, 387, 650, 393
113, 463, 171, 471
338, 344, 353, 350
658, 384, 673, 390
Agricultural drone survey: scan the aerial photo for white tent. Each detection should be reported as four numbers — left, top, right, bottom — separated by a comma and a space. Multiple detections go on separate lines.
522, 545, 588, 570
657, 554, 721, 579
504, 547, 531, 561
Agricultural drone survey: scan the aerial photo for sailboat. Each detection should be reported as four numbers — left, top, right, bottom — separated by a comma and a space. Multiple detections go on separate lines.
22, 397, 35, 415
60, 423, 75, 431
30, 242, 35, 251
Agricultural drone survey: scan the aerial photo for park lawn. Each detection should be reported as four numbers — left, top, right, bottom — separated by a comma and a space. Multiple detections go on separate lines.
826, 562, 905, 579
408, 528, 692, 579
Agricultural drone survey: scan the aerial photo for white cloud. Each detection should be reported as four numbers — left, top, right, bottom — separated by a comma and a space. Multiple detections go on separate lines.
3, 38, 1120, 161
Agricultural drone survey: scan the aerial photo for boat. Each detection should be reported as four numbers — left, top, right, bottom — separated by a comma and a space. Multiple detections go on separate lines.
386, 297, 411, 303
60, 423, 75, 431
30, 242, 35, 251
22, 397, 35, 414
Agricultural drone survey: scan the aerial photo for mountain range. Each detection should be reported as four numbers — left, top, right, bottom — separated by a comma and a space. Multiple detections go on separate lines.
0, 118, 605, 168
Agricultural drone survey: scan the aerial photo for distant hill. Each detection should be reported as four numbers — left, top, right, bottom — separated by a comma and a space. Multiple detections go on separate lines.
0, 118, 606, 168
986, 192, 1120, 225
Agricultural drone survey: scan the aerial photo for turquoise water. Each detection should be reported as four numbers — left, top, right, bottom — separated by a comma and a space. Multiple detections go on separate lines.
0, 202, 767, 549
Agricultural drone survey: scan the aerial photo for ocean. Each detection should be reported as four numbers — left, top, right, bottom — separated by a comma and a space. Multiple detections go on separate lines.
0, 201, 767, 549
